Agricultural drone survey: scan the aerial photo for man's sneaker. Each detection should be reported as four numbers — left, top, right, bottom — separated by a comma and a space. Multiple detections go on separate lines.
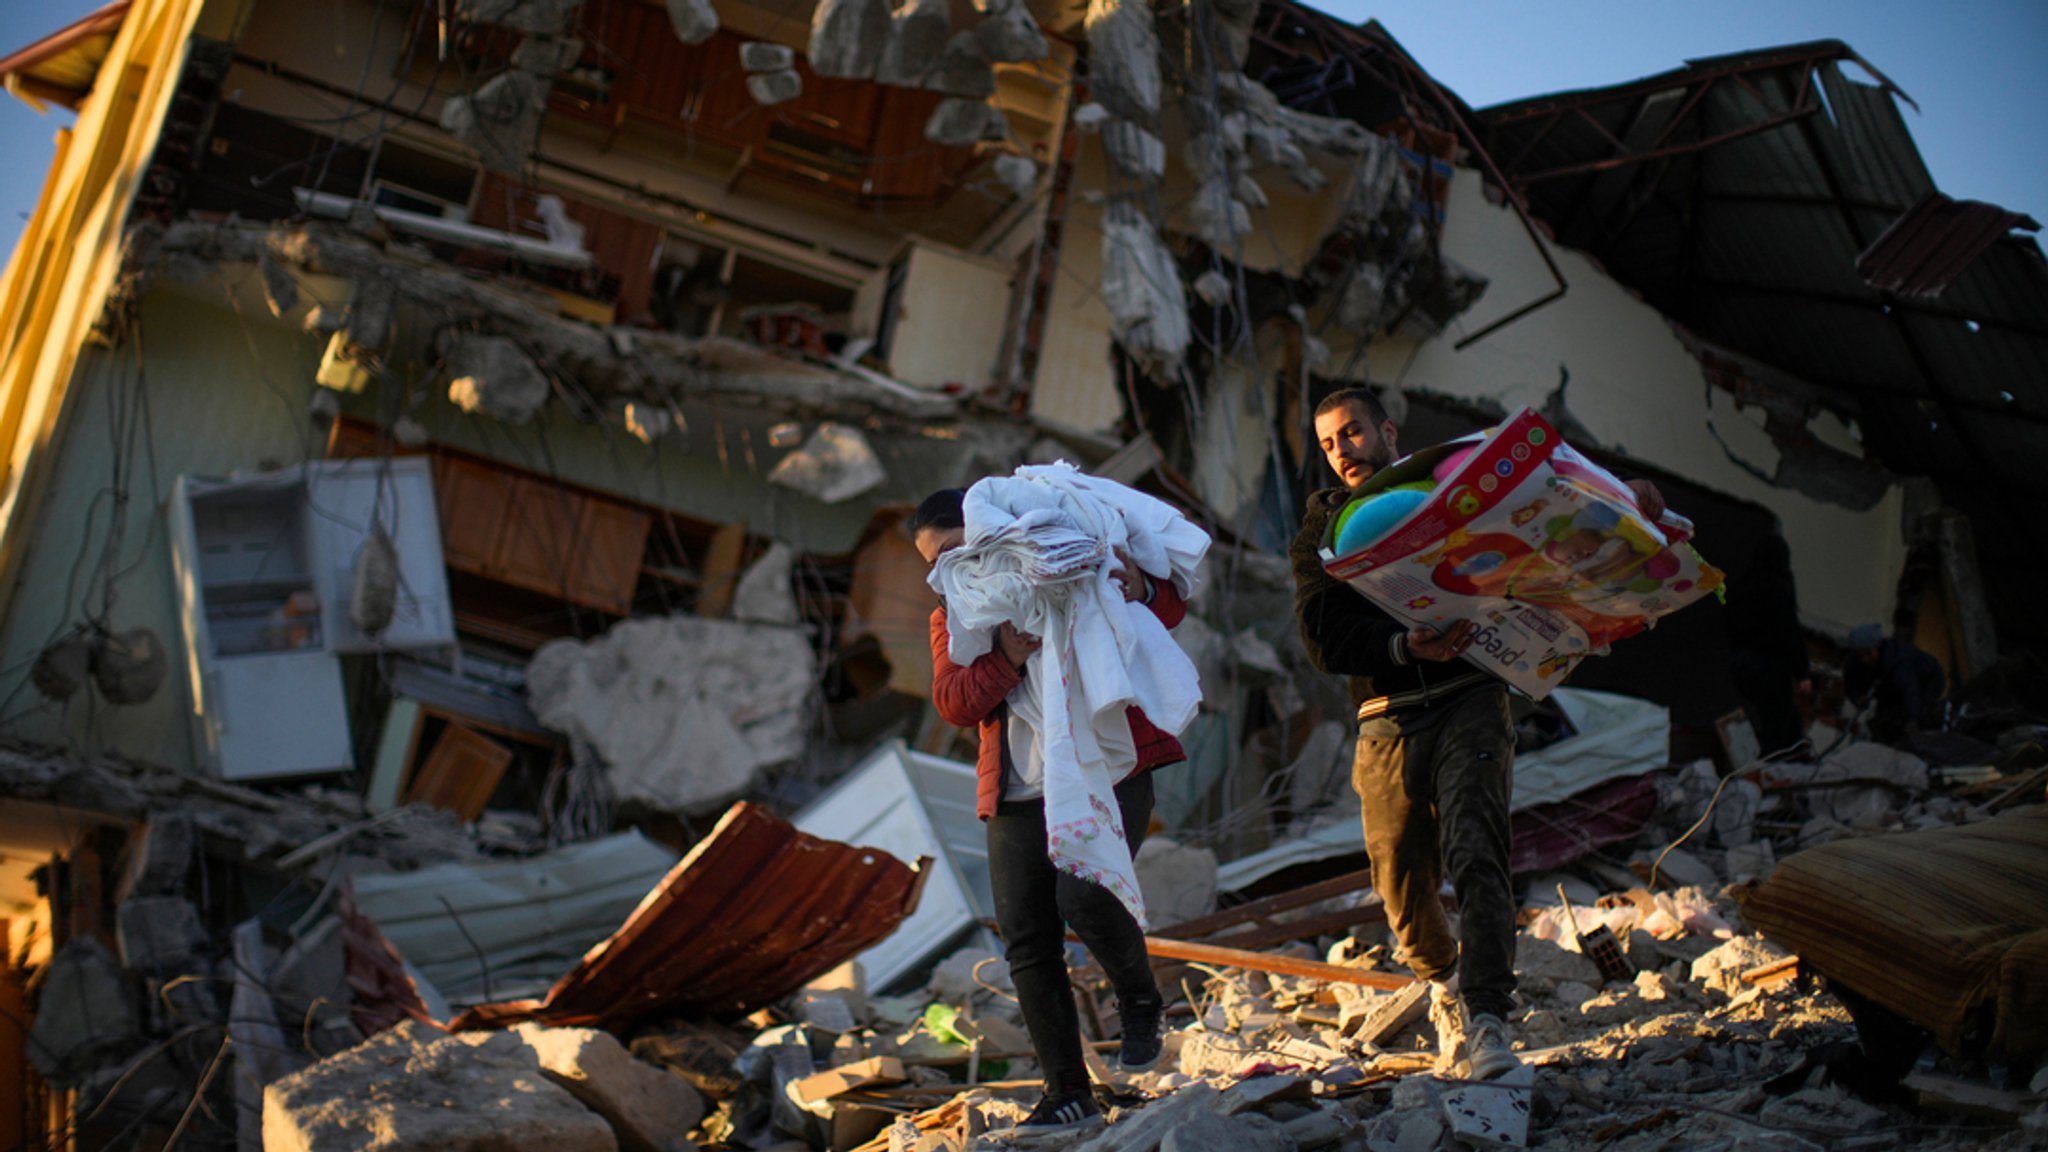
1014, 1089, 1104, 1134
1465, 1014, 1522, 1080
1117, 990, 1164, 1072
1427, 981, 1468, 1076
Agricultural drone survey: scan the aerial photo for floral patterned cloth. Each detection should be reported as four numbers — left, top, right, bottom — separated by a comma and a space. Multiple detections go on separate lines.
931, 463, 1210, 926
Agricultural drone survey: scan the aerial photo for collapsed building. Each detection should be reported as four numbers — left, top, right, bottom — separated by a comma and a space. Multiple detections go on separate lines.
0, 0, 2043, 1148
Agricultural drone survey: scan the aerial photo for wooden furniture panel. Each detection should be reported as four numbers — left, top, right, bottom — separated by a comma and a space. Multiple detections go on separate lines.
435, 457, 517, 575
405, 721, 515, 822
497, 477, 582, 597
571, 498, 654, 615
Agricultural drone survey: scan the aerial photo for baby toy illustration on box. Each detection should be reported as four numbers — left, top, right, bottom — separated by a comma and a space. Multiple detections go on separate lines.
1322, 408, 1722, 698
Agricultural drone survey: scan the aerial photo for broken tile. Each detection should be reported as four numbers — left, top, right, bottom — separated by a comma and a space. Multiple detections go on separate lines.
1440, 1063, 1534, 1148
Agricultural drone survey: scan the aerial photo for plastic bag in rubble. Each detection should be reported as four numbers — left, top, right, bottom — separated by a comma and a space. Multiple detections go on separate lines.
350, 521, 400, 637
767, 422, 886, 503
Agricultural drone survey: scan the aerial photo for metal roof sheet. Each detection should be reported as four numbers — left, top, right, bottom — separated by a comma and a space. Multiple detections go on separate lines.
1477, 42, 2048, 653
449, 802, 928, 1031
1859, 194, 2043, 298
0, 2, 130, 109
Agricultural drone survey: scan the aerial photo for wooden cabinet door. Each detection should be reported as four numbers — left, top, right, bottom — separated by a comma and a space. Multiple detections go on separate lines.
495, 477, 582, 597
435, 457, 517, 576
570, 498, 652, 616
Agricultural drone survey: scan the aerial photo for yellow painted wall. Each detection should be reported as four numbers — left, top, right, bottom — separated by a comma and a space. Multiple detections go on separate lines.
1381, 167, 1906, 634
0, 0, 234, 630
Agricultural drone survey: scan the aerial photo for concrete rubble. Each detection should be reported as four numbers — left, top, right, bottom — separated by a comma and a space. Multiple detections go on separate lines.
1101, 201, 1191, 374
665, 0, 719, 45
767, 422, 889, 504
126, 220, 963, 424
876, 0, 948, 88
11, 715, 2047, 1151
264, 1021, 621, 1152
808, 0, 891, 80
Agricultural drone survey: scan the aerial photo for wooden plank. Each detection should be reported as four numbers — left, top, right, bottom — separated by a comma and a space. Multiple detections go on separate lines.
1141, 936, 1413, 990
405, 721, 514, 823
696, 521, 747, 618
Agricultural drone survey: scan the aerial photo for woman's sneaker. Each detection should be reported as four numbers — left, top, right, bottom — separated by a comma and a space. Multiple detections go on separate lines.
1117, 991, 1164, 1072
1014, 1089, 1104, 1134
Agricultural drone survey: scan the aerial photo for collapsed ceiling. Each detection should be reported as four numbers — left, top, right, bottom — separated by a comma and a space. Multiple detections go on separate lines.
1475, 41, 2048, 657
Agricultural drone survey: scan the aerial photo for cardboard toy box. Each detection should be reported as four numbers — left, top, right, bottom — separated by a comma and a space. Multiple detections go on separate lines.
1321, 407, 1723, 698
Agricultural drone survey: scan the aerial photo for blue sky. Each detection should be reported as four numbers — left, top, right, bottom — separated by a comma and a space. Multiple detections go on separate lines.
3, 0, 2044, 258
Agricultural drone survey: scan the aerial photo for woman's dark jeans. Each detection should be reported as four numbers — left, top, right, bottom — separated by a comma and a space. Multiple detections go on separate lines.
986, 772, 1157, 1094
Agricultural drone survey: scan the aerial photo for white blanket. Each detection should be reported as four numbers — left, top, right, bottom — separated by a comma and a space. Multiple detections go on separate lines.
931, 463, 1210, 925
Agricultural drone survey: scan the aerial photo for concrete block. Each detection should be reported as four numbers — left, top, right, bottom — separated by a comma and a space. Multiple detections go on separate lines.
972, 3, 1047, 63
458, 0, 580, 35
1339, 980, 1427, 1045
1440, 1064, 1533, 1149
440, 70, 550, 173
875, 0, 948, 87
1083, 0, 1161, 121
446, 332, 551, 423
512, 35, 584, 74
739, 41, 795, 72
1689, 936, 1787, 999
745, 70, 803, 106
1512, 935, 1603, 999
116, 895, 207, 972
923, 32, 995, 98
264, 1020, 617, 1152
27, 937, 138, 1087
1281, 1109, 1348, 1150
1101, 121, 1166, 183
807, 0, 889, 79
117, 816, 195, 901
1213, 1073, 1308, 1114
1161, 1110, 1293, 1152
507, 1023, 706, 1151
1067, 1082, 1219, 1152
629, 1021, 748, 1100
924, 98, 1008, 147
666, 0, 719, 43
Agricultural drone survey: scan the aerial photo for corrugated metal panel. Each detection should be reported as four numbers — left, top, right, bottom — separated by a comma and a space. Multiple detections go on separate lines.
1476, 40, 2048, 653
449, 802, 927, 1030
794, 741, 993, 991
352, 831, 681, 1008
1857, 194, 2043, 298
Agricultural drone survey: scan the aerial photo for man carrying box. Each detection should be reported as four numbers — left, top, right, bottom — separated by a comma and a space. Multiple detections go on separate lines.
1290, 387, 1663, 1080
